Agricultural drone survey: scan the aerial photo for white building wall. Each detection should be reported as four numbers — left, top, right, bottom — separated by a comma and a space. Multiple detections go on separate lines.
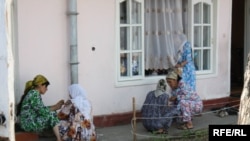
16, 0, 232, 116
0, 0, 15, 139
0, 0, 9, 137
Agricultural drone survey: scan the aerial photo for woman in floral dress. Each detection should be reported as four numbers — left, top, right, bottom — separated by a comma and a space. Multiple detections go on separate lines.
175, 41, 196, 91
58, 84, 96, 141
166, 70, 203, 130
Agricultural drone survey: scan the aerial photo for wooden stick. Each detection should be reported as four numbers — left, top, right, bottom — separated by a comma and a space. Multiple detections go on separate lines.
133, 97, 137, 141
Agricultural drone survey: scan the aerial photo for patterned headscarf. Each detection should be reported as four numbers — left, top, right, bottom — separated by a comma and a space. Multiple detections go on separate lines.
68, 84, 91, 120
154, 79, 167, 97
24, 74, 50, 94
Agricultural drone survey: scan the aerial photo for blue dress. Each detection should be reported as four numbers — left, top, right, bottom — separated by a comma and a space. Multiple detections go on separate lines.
141, 91, 178, 132
178, 41, 196, 91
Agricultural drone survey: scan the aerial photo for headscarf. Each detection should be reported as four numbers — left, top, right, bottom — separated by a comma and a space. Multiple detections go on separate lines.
23, 74, 50, 94
17, 74, 49, 116
166, 68, 182, 80
154, 79, 167, 97
68, 84, 91, 120
23, 80, 33, 95
32, 74, 49, 86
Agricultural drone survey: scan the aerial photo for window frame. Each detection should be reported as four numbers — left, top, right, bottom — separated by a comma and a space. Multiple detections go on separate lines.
116, 0, 218, 86
189, 0, 215, 76
116, 0, 145, 83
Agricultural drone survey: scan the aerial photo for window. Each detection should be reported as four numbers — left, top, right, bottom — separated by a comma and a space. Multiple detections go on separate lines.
190, 0, 214, 74
116, 0, 216, 85
117, 0, 144, 82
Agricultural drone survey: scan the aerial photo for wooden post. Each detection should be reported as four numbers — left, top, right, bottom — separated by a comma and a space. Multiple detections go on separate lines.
238, 53, 250, 124
133, 97, 137, 141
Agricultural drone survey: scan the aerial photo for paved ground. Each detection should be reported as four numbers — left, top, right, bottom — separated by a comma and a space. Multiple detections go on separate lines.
38, 110, 238, 141
95, 111, 238, 141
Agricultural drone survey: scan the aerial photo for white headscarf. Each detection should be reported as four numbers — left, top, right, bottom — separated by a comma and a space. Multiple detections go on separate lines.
154, 79, 167, 97
68, 84, 91, 120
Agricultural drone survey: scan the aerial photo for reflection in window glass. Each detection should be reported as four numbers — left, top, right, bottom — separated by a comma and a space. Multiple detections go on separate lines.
203, 49, 210, 70
203, 3, 211, 24
120, 1, 128, 24
132, 0, 142, 24
132, 27, 142, 50
194, 3, 202, 24
194, 50, 201, 70
120, 27, 129, 50
132, 53, 142, 76
120, 53, 130, 77
194, 26, 202, 47
203, 26, 211, 47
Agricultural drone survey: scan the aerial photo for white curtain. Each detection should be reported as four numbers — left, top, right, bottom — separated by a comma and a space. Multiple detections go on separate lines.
145, 0, 188, 70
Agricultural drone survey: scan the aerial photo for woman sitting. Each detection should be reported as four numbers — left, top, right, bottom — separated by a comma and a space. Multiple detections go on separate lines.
58, 84, 96, 141
141, 79, 178, 134
17, 74, 64, 141
166, 69, 203, 130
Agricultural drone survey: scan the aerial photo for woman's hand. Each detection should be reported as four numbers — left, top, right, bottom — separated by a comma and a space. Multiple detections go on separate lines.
169, 96, 177, 101
65, 100, 72, 105
175, 61, 187, 68
50, 99, 64, 111
57, 99, 64, 107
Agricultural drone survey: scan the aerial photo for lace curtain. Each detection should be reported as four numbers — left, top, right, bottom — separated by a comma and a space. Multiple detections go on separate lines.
144, 0, 188, 70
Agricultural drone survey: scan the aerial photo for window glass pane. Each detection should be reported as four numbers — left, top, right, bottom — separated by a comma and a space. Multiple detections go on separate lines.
194, 3, 202, 24
194, 50, 201, 70
203, 3, 211, 24
203, 26, 211, 47
132, 0, 141, 24
120, 1, 128, 24
132, 53, 142, 76
120, 27, 130, 50
203, 49, 210, 70
120, 53, 130, 77
132, 26, 141, 50
194, 26, 202, 47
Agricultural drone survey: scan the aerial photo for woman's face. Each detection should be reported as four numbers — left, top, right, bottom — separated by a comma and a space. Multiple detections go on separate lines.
166, 78, 178, 90
37, 84, 48, 94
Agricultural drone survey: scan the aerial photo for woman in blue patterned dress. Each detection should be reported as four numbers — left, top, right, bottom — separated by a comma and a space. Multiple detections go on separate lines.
17, 74, 64, 141
175, 41, 196, 91
141, 79, 178, 134
166, 70, 203, 130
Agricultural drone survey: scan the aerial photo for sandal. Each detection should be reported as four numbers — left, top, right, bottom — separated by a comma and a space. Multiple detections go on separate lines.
153, 129, 168, 134
177, 124, 193, 130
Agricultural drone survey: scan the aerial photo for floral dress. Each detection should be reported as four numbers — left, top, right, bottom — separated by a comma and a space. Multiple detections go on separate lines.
58, 102, 96, 141
19, 89, 59, 132
172, 80, 203, 122
141, 91, 178, 132
178, 41, 196, 91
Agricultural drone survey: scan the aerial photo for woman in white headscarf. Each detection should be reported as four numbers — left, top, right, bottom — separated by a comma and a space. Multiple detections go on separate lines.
141, 79, 178, 134
58, 84, 96, 141
68, 84, 92, 120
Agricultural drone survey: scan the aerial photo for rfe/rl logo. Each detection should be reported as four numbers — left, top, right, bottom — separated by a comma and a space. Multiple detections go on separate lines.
213, 129, 247, 136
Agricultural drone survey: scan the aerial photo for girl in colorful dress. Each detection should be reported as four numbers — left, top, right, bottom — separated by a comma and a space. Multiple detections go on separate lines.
17, 74, 64, 141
